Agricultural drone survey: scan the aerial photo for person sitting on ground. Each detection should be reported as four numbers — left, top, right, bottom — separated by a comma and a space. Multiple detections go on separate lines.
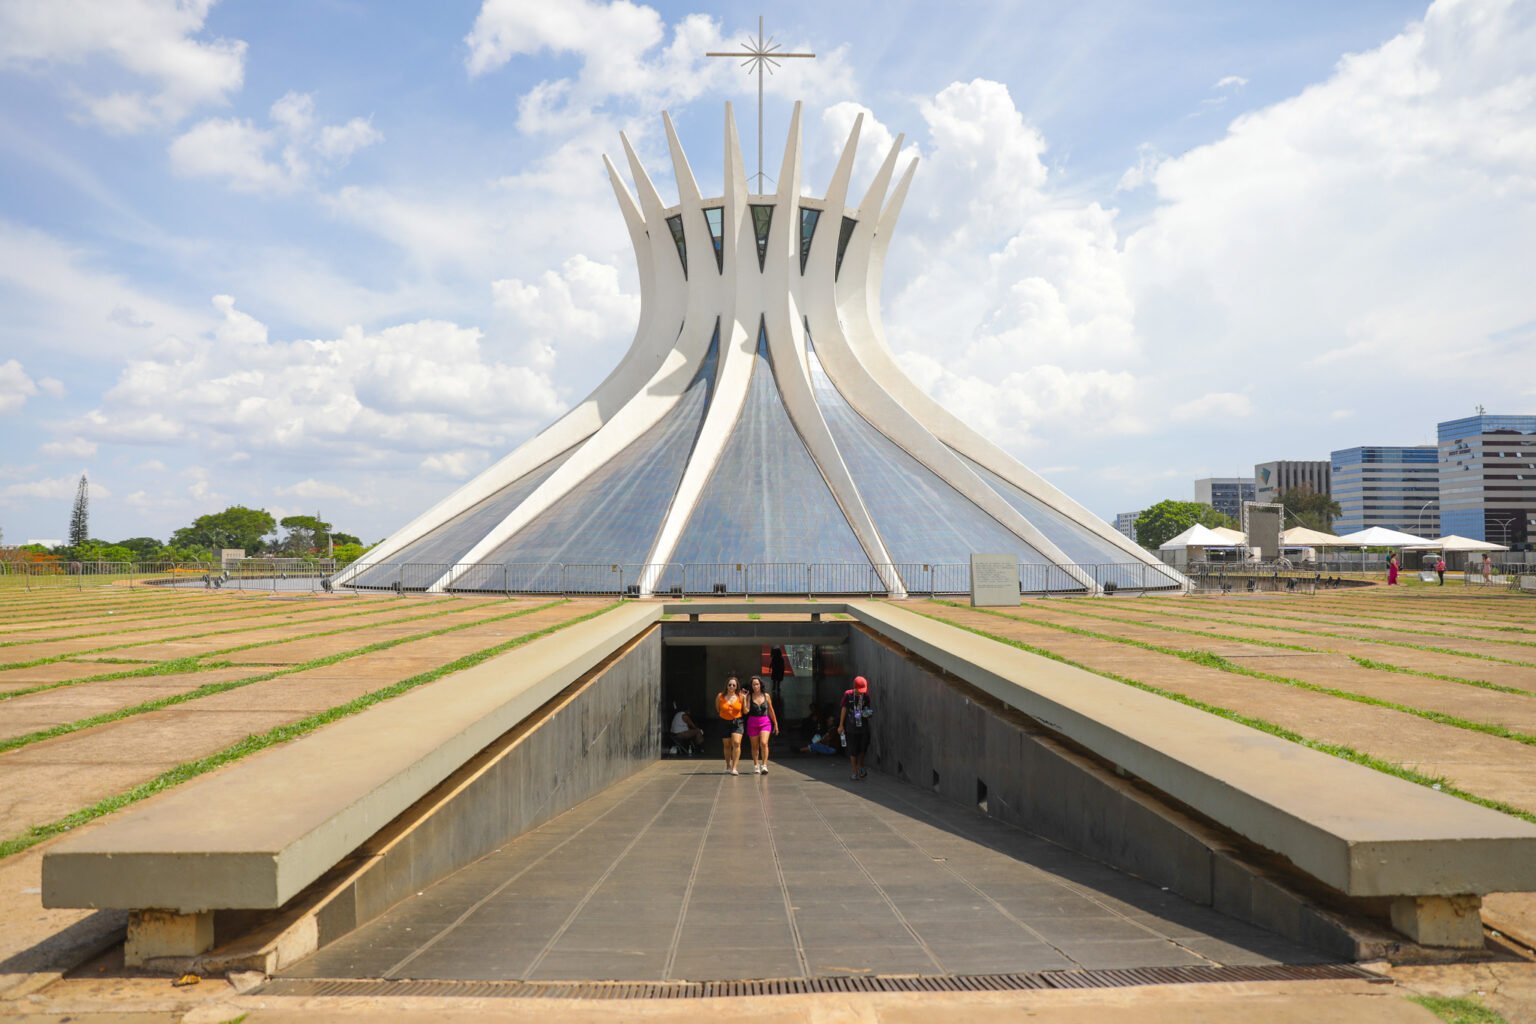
669, 702, 703, 754
798, 712, 840, 755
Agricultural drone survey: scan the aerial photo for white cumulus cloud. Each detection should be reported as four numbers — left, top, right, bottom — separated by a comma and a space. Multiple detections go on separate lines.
169, 91, 382, 193
0, 359, 38, 413
0, 0, 246, 132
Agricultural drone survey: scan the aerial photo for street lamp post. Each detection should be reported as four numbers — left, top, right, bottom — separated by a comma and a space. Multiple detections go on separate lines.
1417, 500, 1438, 536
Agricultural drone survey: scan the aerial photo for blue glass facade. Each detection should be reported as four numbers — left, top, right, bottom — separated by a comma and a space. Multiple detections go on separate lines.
477, 324, 721, 583
670, 326, 869, 574
351, 447, 576, 588
962, 454, 1137, 566
806, 344, 1050, 570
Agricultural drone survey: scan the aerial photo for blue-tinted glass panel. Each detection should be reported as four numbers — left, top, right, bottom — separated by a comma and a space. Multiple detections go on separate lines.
807, 341, 1049, 567
835, 216, 857, 279
672, 324, 868, 571
665, 214, 687, 278
799, 207, 820, 274
750, 204, 773, 271
957, 450, 1180, 588
349, 447, 577, 588
957, 453, 1129, 566
702, 207, 724, 273
479, 323, 721, 586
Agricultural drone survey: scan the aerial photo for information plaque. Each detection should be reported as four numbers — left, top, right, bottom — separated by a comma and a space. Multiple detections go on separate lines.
970, 554, 1021, 607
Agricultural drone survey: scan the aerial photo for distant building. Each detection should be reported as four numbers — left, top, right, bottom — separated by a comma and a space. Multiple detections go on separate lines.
1113, 512, 1139, 542
1254, 460, 1330, 504
1193, 478, 1254, 522
1438, 414, 1536, 548
1330, 446, 1439, 536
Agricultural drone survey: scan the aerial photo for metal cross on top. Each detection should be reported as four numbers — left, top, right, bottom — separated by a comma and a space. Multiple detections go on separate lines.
707, 15, 815, 192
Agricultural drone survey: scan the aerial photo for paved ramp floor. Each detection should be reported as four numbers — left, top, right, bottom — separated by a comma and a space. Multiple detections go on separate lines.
284, 759, 1332, 982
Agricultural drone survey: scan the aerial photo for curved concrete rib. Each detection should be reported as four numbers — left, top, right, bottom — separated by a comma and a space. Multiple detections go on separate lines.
642, 104, 758, 592
333, 155, 660, 585
847, 159, 1162, 571
424, 134, 702, 591
760, 106, 903, 595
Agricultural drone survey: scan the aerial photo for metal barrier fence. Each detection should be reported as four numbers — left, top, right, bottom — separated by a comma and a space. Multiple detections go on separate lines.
0, 561, 219, 591
329, 560, 1188, 597
1181, 564, 1382, 595
0, 558, 1192, 598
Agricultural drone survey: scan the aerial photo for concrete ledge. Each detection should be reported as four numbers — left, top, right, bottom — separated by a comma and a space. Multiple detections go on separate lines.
43, 603, 661, 914
848, 600, 1536, 900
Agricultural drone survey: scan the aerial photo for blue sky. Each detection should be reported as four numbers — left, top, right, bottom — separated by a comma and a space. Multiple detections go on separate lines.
1, 0, 1533, 546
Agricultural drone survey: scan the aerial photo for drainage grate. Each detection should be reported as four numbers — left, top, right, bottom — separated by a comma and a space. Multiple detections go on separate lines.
260, 963, 1388, 1000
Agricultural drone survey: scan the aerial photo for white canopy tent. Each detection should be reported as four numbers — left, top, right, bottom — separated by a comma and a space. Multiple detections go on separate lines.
1159, 524, 1245, 551
1334, 526, 1434, 547
1280, 526, 1349, 547
1402, 535, 1510, 553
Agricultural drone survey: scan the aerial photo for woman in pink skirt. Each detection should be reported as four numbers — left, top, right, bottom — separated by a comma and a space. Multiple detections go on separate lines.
744, 676, 779, 775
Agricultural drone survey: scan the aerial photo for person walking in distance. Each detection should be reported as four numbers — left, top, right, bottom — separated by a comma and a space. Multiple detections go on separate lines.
716, 676, 745, 775
1436, 556, 1447, 586
1482, 553, 1493, 584
744, 676, 778, 775
839, 675, 875, 781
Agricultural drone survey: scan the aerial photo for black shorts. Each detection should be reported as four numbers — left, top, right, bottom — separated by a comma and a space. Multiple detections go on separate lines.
726, 718, 744, 735
845, 730, 870, 756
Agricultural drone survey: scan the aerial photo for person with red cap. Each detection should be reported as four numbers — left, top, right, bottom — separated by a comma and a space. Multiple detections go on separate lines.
838, 675, 875, 781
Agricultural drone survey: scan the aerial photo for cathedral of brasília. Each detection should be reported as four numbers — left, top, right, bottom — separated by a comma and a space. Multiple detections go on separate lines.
334, 104, 1184, 598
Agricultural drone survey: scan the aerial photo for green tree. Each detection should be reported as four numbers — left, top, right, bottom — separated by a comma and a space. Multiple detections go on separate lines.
331, 541, 373, 566
277, 514, 331, 555
116, 537, 166, 561
1279, 485, 1342, 532
1135, 500, 1237, 551
171, 506, 276, 553
331, 532, 361, 547
68, 474, 89, 548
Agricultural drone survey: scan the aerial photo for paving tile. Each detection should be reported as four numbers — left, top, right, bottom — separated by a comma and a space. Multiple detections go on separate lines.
1026, 916, 1161, 944
1055, 938, 1209, 970
280, 761, 1327, 982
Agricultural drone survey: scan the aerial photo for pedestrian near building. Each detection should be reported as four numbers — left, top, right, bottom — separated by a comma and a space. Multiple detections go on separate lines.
744, 676, 778, 775
1436, 556, 1447, 586
839, 675, 875, 782
716, 676, 745, 775
1387, 553, 1399, 586
1482, 553, 1493, 584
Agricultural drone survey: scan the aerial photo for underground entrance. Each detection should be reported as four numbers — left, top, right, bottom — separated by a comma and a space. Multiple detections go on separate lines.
258, 614, 1377, 982
44, 601, 1536, 989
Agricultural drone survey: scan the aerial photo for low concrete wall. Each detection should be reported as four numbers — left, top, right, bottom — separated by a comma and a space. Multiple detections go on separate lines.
211, 628, 662, 972
847, 627, 1395, 959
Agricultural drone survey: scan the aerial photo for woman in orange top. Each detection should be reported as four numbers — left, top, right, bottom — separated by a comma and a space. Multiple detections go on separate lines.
715, 676, 745, 775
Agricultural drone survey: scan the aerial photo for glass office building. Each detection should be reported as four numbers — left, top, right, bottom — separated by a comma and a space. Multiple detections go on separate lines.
1329, 446, 1439, 535
1438, 415, 1536, 548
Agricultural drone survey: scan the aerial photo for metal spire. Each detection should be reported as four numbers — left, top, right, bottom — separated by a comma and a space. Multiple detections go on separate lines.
707, 15, 814, 192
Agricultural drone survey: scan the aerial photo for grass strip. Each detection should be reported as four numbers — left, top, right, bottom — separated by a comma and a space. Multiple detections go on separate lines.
0, 594, 413, 648
935, 600, 1536, 751
0, 601, 620, 860
1410, 994, 1510, 1023
1076, 600, 1536, 669
1022, 600, 1315, 652
0, 599, 570, 755
0, 595, 515, 676
1157, 597, 1536, 648
914, 607, 1536, 826
0, 598, 570, 706
1347, 655, 1536, 697
1028, 600, 1536, 701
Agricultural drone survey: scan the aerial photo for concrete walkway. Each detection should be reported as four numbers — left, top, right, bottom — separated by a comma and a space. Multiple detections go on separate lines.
285, 759, 1330, 983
